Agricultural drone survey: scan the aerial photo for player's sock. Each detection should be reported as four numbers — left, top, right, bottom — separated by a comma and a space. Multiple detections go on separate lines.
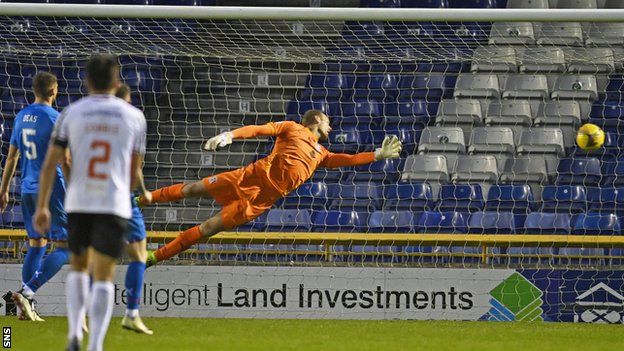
22, 246, 45, 285
154, 226, 203, 262
66, 271, 89, 343
88, 281, 114, 351
124, 261, 145, 316
148, 183, 186, 204
25, 247, 69, 293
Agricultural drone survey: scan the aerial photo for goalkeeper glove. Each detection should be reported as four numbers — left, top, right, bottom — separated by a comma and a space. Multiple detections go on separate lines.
204, 132, 233, 151
374, 135, 402, 161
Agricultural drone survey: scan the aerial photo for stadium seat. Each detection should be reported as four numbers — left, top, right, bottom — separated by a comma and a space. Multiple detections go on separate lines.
282, 182, 329, 210
453, 74, 500, 99
237, 213, 268, 232
154, 0, 214, 4
401, 0, 449, 7
360, 0, 402, 7
564, 48, 615, 74
398, 74, 456, 99
573, 131, 619, 159
384, 124, 422, 154
467, 211, 518, 234
105, 0, 153, 4
384, 183, 436, 211
587, 187, 624, 213
485, 184, 536, 214
571, 212, 620, 235
606, 159, 624, 186
451, 155, 499, 183
414, 211, 469, 233
470, 46, 518, 73
352, 74, 399, 99
2, 205, 23, 227
448, 0, 498, 7
556, 0, 597, 8
342, 21, 386, 42
304, 73, 348, 99
310, 169, 346, 184
506, 0, 548, 8
382, 99, 437, 124
264, 209, 312, 232
499, 156, 549, 184
540, 185, 587, 213
484, 99, 534, 126
327, 125, 362, 153
468, 127, 515, 154
589, 100, 624, 128
437, 183, 484, 212
516, 128, 565, 156
351, 158, 402, 183
534, 100, 583, 127
605, 75, 624, 102
327, 183, 382, 212
417, 126, 466, 154
401, 154, 450, 182
368, 211, 415, 233
517, 46, 566, 73
551, 74, 599, 101
502, 74, 549, 99
536, 22, 584, 46
489, 22, 535, 45
524, 212, 571, 234
586, 23, 624, 45
286, 100, 331, 119
311, 210, 368, 232
435, 99, 483, 125
340, 99, 381, 123
556, 157, 603, 186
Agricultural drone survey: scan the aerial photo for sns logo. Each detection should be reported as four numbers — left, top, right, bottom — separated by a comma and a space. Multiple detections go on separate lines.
3, 327, 10, 349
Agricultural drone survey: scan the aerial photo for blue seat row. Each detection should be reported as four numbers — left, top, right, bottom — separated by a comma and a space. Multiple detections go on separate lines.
361, 0, 507, 8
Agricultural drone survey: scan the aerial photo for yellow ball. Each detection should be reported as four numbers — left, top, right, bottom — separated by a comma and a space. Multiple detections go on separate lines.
576, 123, 605, 151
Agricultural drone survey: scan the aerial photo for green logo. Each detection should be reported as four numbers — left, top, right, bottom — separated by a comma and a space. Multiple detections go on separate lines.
481, 272, 544, 321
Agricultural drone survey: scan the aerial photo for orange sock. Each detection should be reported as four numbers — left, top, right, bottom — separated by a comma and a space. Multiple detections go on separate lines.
154, 226, 203, 262
148, 183, 185, 204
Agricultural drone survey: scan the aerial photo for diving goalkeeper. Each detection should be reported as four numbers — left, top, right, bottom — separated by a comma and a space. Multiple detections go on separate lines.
138, 110, 402, 266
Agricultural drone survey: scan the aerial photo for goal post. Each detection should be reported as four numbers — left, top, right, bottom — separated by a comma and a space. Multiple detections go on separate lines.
1, 4, 624, 322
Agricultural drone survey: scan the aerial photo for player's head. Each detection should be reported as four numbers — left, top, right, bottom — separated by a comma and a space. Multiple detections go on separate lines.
32, 71, 58, 103
301, 109, 331, 140
115, 83, 132, 103
85, 54, 120, 94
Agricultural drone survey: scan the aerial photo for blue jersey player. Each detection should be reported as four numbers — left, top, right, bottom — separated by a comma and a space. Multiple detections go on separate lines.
0, 72, 70, 321
116, 84, 153, 335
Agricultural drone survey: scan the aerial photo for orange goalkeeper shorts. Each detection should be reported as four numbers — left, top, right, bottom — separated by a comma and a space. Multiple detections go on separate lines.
202, 163, 281, 230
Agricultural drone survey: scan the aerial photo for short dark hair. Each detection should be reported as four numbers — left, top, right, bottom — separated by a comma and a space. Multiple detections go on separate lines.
115, 83, 131, 101
86, 54, 119, 91
32, 72, 57, 99
301, 109, 327, 126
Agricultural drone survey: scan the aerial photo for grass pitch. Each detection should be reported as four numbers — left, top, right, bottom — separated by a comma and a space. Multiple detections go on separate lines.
2, 316, 623, 351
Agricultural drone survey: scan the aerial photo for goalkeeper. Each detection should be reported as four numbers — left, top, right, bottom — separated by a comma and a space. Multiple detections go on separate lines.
138, 110, 402, 266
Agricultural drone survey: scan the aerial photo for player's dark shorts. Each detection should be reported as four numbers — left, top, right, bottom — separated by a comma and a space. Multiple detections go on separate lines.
22, 190, 67, 241
68, 213, 129, 258
127, 197, 146, 243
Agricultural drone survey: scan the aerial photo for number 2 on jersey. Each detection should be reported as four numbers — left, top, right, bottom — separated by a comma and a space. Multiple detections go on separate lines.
88, 141, 111, 180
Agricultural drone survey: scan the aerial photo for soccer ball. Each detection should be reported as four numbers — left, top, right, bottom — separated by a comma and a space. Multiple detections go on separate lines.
576, 123, 605, 151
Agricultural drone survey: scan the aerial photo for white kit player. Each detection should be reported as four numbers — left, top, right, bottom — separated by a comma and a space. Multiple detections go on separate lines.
34, 55, 146, 351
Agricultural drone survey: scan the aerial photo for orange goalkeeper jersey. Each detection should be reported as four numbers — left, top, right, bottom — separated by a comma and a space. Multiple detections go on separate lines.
231, 121, 375, 196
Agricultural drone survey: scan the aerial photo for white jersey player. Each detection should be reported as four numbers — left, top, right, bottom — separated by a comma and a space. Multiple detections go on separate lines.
34, 55, 146, 351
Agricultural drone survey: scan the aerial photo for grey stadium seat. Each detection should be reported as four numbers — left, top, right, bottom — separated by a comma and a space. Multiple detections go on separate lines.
551, 75, 599, 101
502, 74, 549, 99
468, 127, 516, 155
564, 48, 615, 73
401, 155, 449, 183
516, 128, 566, 156
555, 0, 597, 8
489, 22, 536, 45
417, 127, 466, 154
534, 100, 582, 126
518, 47, 566, 73
536, 22, 584, 46
435, 99, 483, 125
499, 156, 548, 184
471, 46, 518, 73
485, 99, 534, 126
454, 74, 500, 99
507, 0, 549, 7
451, 155, 499, 183
586, 23, 624, 46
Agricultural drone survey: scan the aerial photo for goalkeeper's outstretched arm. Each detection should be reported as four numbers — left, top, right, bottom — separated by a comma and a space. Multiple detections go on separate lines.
320, 135, 402, 169
204, 123, 283, 151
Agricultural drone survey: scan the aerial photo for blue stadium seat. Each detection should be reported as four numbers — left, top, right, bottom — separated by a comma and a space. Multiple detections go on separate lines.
571, 212, 621, 235
342, 21, 385, 42
303, 73, 348, 99
524, 212, 571, 234
55, 0, 104, 3
384, 123, 422, 153
588, 187, 624, 213
467, 211, 518, 234
351, 158, 402, 183
311, 210, 368, 232
310, 169, 345, 183
327, 125, 362, 153
589, 100, 624, 128
449, 0, 499, 7
605, 75, 624, 102
286, 100, 331, 119
352, 74, 399, 100
105, 0, 153, 4
556, 157, 602, 186
540, 185, 587, 213
328, 183, 383, 211
436, 184, 484, 212
368, 211, 415, 233
154, 0, 214, 4
382, 99, 437, 124
414, 211, 469, 233
121, 66, 161, 92
384, 183, 435, 211
572, 131, 619, 160
2, 205, 23, 228
603, 158, 624, 186
1, 93, 29, 114
401, 0, 449, 7
237, 213, 267, 232
55, 94, 81, 110
360, 0, 402, 7
282, 182, 329, 210
558, 247, 606, 266
507, 247, 555, 265
398, 75, 456, 99
340, 99, 380, 119
485, 184, 536, 214
263, 209, 312, 232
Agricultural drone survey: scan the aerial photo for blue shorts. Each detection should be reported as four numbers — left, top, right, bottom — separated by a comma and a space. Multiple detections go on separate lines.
22, 191, 68, 241
127, 203, 146, 244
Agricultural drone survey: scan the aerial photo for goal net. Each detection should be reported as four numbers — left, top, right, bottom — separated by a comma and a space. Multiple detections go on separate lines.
1, 4, 624, 322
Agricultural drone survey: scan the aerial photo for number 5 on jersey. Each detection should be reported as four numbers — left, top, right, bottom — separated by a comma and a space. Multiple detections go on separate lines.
88, 140, 111, 180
